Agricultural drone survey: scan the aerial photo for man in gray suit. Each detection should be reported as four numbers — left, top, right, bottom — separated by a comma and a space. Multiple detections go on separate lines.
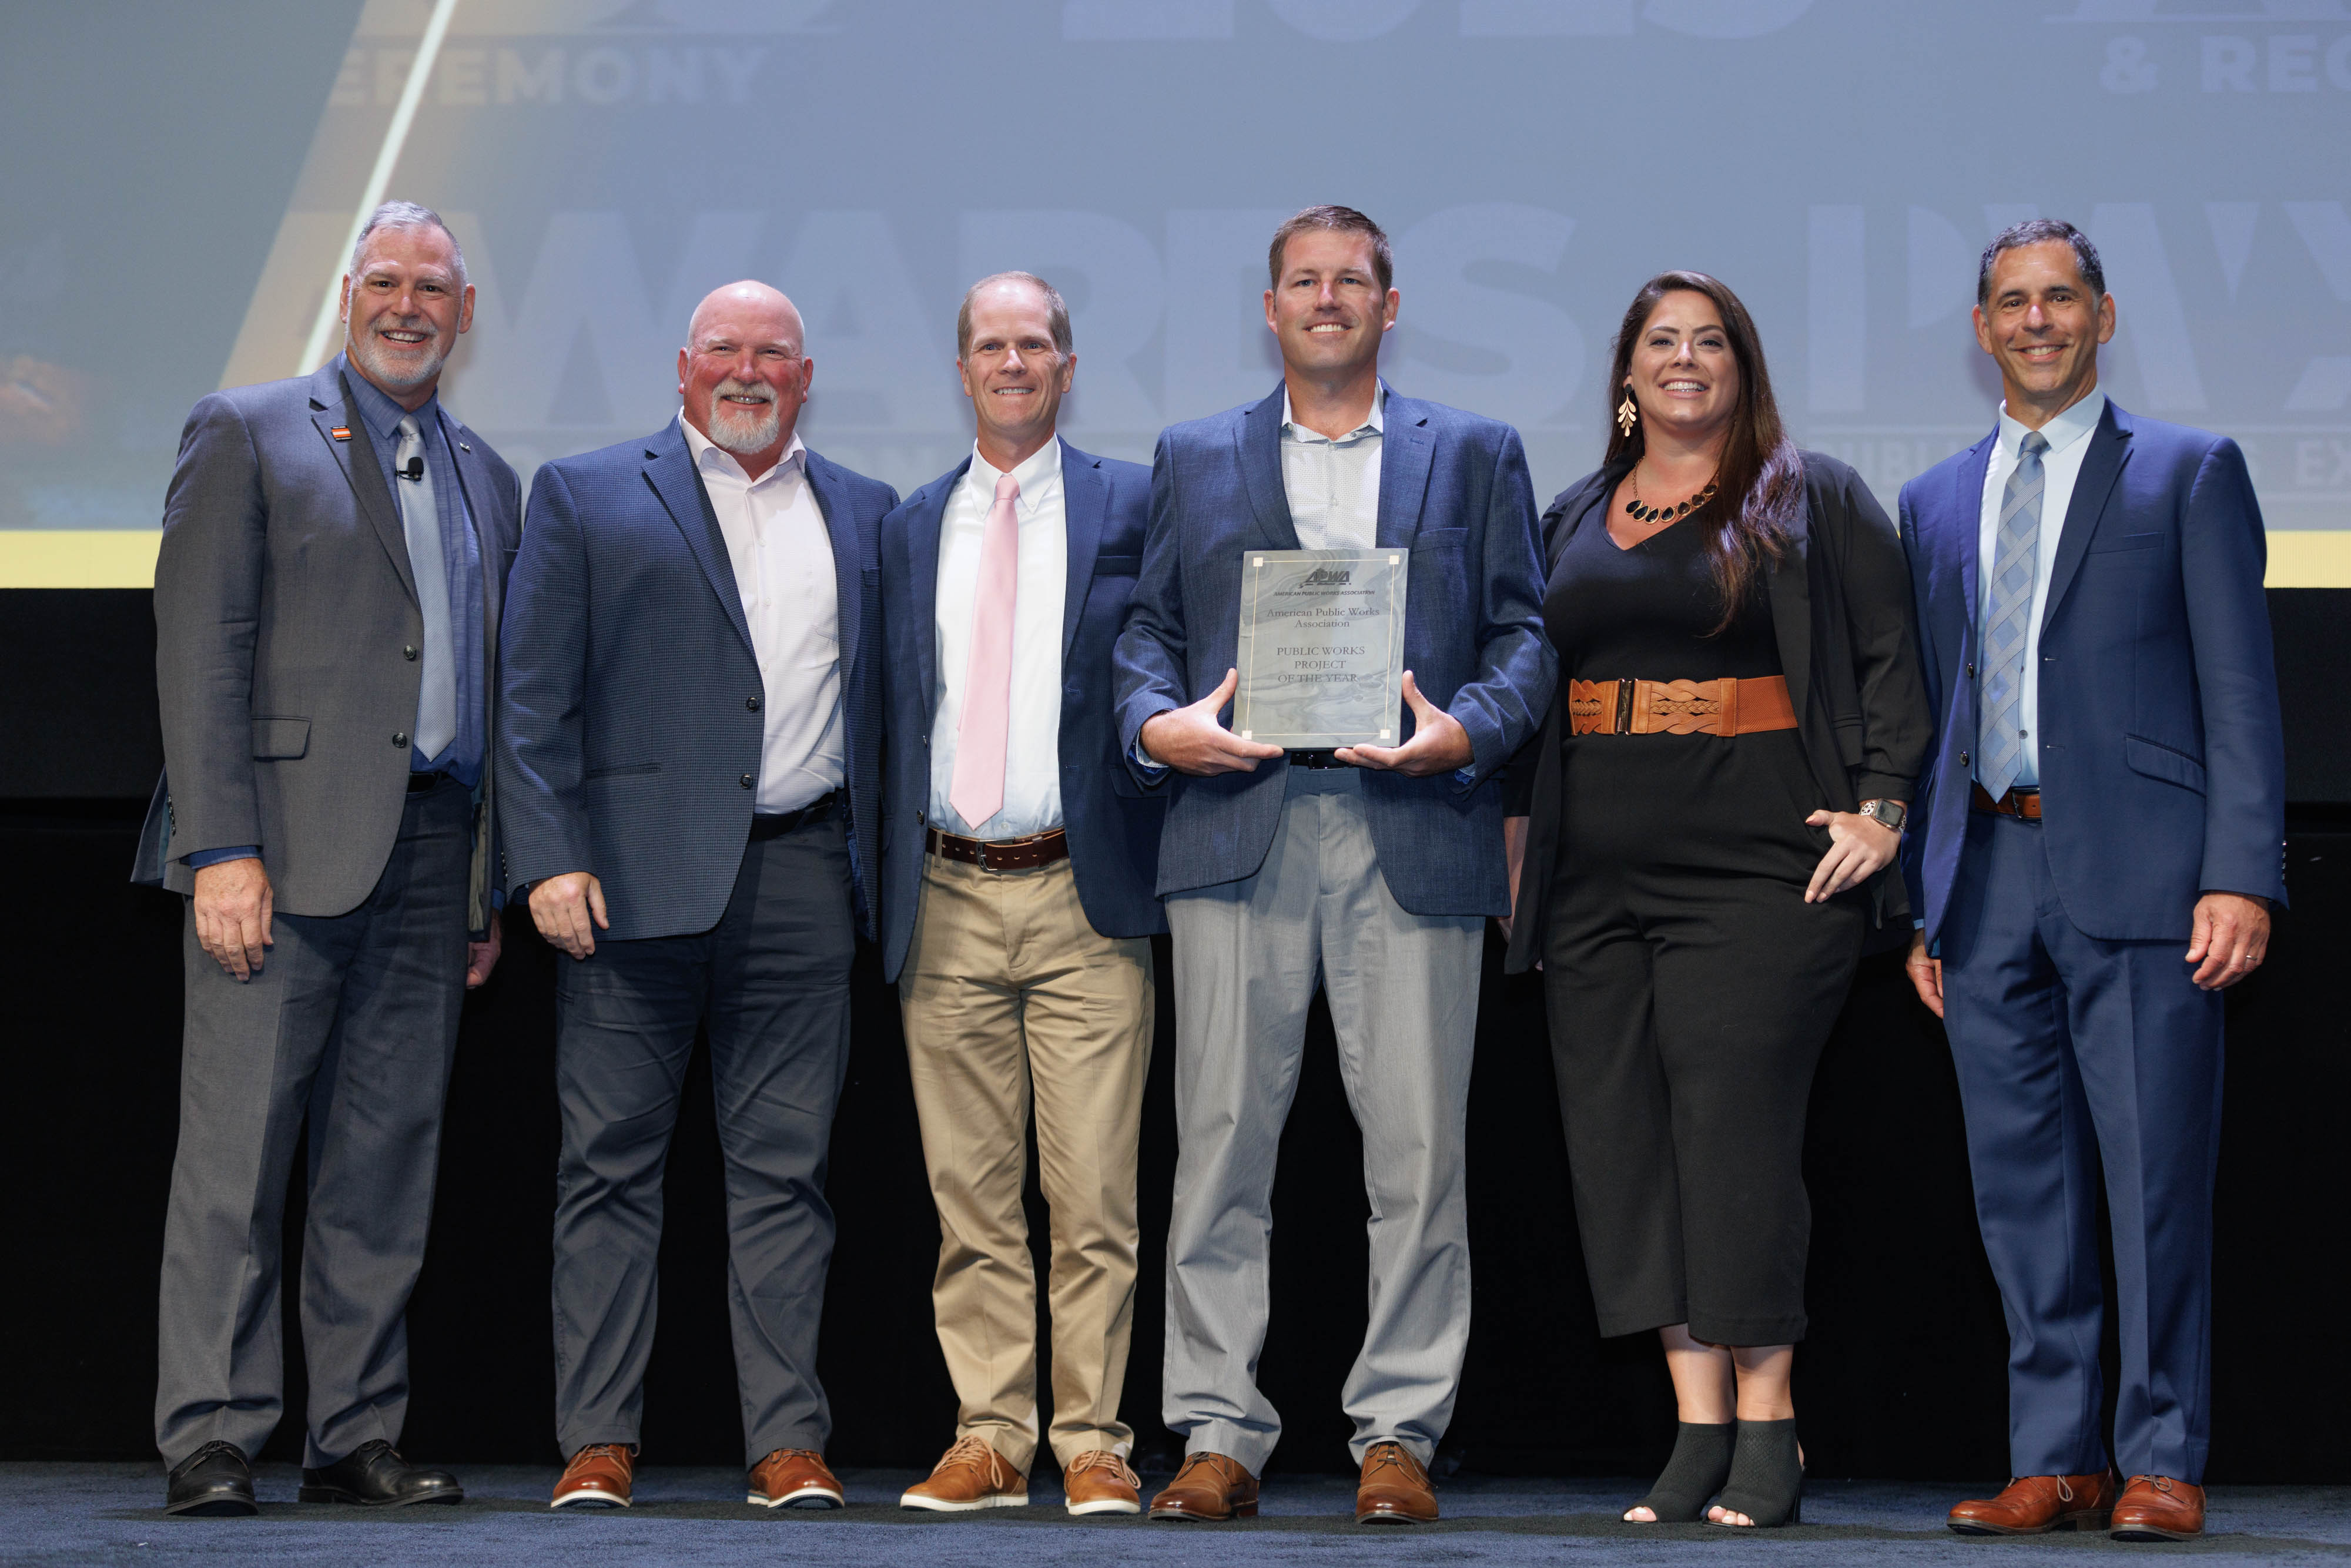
1114, 206, 1553, 1525
134, 202, 520, 1516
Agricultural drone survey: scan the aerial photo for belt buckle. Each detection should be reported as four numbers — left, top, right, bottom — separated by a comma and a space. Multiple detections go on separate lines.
1613, 678, 1635, 736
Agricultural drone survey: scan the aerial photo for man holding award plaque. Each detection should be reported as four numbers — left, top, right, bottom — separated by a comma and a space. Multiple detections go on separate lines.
1114, 206, 1554, 1525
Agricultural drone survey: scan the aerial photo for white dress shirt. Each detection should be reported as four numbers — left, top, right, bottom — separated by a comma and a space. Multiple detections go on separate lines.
1975, 388, 2106, 790
929, 437, 1068, 839
1280, 384, 1385, 550
680, 412, 843, 813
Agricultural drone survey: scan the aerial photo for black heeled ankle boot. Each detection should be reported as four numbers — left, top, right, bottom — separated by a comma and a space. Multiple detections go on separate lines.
1709, 1418, 1803, 1527
1623, 1421, 1736, 1523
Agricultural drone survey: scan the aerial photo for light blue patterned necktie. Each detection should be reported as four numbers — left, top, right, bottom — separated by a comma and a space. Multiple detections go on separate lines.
1978, 428, 2048, 799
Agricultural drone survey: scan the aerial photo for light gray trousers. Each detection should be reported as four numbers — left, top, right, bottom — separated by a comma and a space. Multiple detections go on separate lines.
1161, 768, 1482, 1474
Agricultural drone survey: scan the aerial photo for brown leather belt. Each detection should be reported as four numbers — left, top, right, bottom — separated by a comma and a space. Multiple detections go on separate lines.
1566, 676, 1797, 737
926, 825, 1070, 872
1971, 782, 2043, 820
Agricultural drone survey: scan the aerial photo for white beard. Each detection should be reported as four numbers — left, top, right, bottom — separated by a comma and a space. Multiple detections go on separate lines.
347, 323, 448, 393
705, 381, 782, 454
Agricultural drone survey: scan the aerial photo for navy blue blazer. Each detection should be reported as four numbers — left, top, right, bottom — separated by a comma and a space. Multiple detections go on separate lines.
1898, 399, 2287, 944
876, 441, 1167, 983
497, 418, 895, 942
1113, 383, 1556, 917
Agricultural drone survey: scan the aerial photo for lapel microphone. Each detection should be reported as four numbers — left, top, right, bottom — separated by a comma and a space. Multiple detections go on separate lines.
400, 455, 425, 482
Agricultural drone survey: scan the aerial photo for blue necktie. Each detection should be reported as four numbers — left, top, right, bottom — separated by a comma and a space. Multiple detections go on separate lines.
396, 414, 457, 762
1978, 429, 2048, 800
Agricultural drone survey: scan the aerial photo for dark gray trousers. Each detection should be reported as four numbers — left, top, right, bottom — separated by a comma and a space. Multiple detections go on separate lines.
550, 816, 855, 1465
155, 776, 471, 1469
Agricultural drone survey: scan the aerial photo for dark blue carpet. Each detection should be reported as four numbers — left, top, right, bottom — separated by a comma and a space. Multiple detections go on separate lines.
8, 1464, 2349, 1564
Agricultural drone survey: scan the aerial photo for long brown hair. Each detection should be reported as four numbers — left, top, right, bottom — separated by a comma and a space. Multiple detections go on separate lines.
1603, 270, 1802, 631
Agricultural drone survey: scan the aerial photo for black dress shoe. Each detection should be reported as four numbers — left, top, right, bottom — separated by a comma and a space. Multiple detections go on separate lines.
299, 1439, 464, 1506
166, 1441, 257, 1516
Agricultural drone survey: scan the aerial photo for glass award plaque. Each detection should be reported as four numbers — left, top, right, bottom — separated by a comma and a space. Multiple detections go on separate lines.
1232, 548, 1409, 749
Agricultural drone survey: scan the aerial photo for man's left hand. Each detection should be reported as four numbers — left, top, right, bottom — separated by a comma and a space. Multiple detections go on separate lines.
466, 915, 503, 990
1339, 671, 1475, 777
2185, 892, 2270, 990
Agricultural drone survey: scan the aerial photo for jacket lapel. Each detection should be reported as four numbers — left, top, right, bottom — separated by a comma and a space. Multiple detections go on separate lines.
1237, 384, 1300, 551
908, 457, 966, 711
1060, 443, 1106, 659
312, 364, 417, 606
1767, 485, 1814, 726
806, 451, 861, 681
1376, 391, 1434, 550
2038, 401, 2132, 633
1953, 427, 1997, 632
643, 422, 755, 661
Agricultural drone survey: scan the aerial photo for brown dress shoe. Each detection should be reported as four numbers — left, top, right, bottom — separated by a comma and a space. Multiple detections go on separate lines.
1061, 1448, 1143, 1516
2110, 1475, 2206, 1541
1147, 1451, 1260, 1521
900, 1435, 1028, 1511
1355, 1441, 1439, 1525
551, 1443, 635, 1509
748, 1448, 844, 1509
1947, 1470, 2118, 1535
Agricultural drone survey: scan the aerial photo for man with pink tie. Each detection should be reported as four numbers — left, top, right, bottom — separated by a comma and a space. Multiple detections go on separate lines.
875, 273, 1167, 1516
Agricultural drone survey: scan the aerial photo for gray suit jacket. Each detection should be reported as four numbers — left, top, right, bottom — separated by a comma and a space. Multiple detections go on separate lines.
132, 360, 523, 928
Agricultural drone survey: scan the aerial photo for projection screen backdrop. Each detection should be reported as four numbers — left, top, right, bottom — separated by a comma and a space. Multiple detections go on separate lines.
4, 0, 2348, 584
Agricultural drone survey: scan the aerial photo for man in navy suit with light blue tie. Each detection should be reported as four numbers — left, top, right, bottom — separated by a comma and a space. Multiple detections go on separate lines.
1899, 222, 2286, 1543
878, 273, 1164, 1518
1114, 207, 1553, 1525
498, 280, 895, 1513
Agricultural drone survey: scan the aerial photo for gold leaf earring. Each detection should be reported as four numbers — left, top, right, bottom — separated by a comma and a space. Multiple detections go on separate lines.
1616, 382, 1639, 438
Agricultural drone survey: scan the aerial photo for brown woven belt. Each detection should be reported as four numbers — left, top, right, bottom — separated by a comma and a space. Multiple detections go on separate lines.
1566, 676, 1798, 737
1971, 782, 2042, 820
926, 825, 1070, 872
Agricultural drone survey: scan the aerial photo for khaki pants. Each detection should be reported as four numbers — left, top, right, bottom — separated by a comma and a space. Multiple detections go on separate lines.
898, 849, 1154, 1474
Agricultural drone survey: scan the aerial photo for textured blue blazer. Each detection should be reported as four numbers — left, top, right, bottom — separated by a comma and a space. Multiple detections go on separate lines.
1898, 399, 2287, 944
497, 418, 895, 942
875, 442, 1167, 984
1113, 382, 1555, 917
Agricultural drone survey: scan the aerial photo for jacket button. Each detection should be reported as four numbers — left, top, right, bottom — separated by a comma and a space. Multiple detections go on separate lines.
393, 732, 408, 747
1958, 751, 1970, 766
404, 645, 418, 661
747, 696, 762, 712
1964, 661, 1974, 678
916, 810, 926, 825
739, 773, 755, 789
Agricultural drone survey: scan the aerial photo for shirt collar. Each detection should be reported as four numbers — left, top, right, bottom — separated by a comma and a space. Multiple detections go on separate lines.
1281, 381, 1386, 443
679, 408, 806, 486
969, 435, 1062, 517
339, 351, 437, 444
1997, 387, 2105, 460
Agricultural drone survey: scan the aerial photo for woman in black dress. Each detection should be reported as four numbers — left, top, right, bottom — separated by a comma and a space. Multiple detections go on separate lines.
1502, 272, 1930, 1527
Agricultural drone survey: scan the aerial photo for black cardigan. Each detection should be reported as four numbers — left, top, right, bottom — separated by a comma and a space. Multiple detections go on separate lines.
1502, 451, 1931, 974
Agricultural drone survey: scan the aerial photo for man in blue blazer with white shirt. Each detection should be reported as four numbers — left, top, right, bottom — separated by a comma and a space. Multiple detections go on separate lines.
876, 273, 1164, 1517
1899, 222, 2285, 1543
498, 280, 895, 1513
1114, 207, 1553, 1526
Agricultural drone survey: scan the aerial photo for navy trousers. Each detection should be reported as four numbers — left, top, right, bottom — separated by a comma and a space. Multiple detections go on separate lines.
549, 815, 855, 1466
1939, 808, 2224, 1483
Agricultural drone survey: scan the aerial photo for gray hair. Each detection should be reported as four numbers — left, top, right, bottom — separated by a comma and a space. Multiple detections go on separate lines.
1978, 218, 2104, 307
349, 200, 468, 290
956, 272, 1071, 360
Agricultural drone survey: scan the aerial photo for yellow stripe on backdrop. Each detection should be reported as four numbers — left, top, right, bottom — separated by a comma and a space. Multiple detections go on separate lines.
4, 528, 2351, 591
0, 531, 163, 588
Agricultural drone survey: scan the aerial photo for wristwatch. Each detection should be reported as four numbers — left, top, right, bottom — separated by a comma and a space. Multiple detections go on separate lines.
1858, 798, 1907, 832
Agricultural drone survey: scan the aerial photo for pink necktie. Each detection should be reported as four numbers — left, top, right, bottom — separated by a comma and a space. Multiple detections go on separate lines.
949, 471, 1021, 831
